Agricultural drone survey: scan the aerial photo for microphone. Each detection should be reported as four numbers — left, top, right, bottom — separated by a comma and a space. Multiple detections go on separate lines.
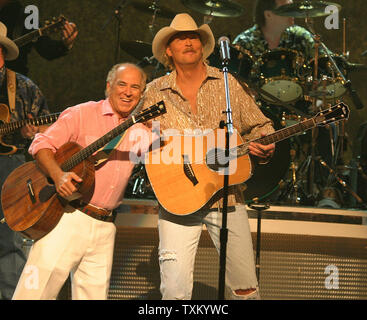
218, 36, 231, 62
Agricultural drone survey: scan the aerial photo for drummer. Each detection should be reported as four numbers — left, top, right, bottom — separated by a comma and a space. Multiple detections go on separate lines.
232, 0, 327, 62
233, 0, 339, 195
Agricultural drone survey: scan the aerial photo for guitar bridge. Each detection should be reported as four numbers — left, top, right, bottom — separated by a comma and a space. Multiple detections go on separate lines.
27, 179, 36, 204
182, 155, 198, 186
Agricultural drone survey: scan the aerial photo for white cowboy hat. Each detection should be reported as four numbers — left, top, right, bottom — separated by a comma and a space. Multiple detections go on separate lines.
0, 22, 19, 61
152, 13, 215, 65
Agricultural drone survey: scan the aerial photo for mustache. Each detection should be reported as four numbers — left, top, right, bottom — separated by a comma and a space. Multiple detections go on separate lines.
183, 48, 196, 53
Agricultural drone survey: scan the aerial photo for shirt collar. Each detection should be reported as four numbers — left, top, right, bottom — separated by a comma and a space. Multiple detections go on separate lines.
102, 98, 115, 115
158, 63, 221, 91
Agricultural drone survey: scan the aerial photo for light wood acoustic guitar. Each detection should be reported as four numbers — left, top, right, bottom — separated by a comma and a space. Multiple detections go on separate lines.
0, 103, 60, 155
144, 102, 350, 216
1, 101, 166, 240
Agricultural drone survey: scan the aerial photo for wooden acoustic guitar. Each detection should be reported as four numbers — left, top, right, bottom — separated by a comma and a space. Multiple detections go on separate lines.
13, 15, 67, 48
145, 102, 350, 216
0, 103, 60, 155
1, 101, 166, 240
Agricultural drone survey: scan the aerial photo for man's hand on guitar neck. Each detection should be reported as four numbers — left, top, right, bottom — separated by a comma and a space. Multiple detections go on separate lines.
248, 132, 275, 165
62, 21, 78, 50
20, 114, 39, 140
20, 114, 53, 140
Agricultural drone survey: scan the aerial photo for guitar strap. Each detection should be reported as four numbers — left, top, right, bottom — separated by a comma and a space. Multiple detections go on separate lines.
94, 109, 141, 166
6, 69, 16, 114
94, 131, 127, 167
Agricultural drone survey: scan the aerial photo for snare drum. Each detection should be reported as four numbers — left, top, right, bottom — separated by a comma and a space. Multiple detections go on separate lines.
208, 44, 254, 82
307, 55, 348, 100
253, 48, 305, 104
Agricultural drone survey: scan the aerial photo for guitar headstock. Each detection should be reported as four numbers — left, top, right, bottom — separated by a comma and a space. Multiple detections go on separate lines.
42, 15, 67, 35
135, 101, 167, 123
314, 102, 350, 126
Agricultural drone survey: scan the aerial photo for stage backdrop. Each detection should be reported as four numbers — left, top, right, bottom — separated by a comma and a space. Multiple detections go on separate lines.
21, 0, 367, 159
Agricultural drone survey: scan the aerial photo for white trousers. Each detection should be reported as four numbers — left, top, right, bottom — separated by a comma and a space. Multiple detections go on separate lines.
12, 207, 116, 300
158, 204, 258, 300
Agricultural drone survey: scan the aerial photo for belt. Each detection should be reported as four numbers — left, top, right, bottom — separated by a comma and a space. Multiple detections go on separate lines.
69, 200, 115, 223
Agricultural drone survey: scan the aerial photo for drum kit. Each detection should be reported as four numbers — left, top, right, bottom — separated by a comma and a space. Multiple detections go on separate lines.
120, 0, 366, 209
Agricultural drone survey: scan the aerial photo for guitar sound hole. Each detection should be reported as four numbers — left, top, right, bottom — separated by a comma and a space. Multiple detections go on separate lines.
206, 148, 229, 171
39, 178, 56, 203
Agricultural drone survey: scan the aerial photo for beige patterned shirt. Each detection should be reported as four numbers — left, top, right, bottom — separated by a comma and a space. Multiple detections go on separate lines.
143, 64, 275, 207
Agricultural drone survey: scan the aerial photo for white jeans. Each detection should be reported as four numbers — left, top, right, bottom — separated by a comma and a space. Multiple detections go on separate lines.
158, 204, 258, 300
12, 207, 116, 300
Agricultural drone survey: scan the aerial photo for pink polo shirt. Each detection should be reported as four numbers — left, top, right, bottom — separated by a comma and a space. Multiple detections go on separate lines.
29, 99, 152, 210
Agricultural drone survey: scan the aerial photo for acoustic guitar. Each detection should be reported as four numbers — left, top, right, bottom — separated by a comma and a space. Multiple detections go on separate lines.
1, 101, 166, 240
13, 15, 67, 48
144, 102, 350, 216
0, 103, 60, 155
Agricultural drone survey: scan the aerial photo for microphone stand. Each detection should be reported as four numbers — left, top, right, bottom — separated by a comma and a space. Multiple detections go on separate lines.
218, 52, 233, 300
101, 0, 129, 64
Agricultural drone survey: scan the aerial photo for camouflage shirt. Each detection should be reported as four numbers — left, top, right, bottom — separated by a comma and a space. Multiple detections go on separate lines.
233, 24, 326, 61
0, 66, 49, 149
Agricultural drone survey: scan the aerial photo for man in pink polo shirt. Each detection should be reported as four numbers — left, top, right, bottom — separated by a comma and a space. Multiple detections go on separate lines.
12, 63, 152, 300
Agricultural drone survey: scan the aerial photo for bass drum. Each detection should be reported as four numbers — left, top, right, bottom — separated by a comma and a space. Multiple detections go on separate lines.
243, 107, 291, 204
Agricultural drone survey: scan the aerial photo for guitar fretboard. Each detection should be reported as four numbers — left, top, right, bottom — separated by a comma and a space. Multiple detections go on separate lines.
236, 117, 317, 157
13, 18, 65, 48
14, 29, 42, 48
60, 100, 166, 172
61, 117, 135, 172
0, 113, 60, 135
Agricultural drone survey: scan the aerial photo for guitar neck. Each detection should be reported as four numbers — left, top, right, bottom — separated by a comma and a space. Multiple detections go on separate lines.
13, 17, 65, 48
13, 29, 42, 48
60, 100, 166, 172
61, 117, 135, 172
0, 113, 60, 135
237, 117, 316, 157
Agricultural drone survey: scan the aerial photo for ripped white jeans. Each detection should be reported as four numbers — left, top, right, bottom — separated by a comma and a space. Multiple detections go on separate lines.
158, 204, 258, 300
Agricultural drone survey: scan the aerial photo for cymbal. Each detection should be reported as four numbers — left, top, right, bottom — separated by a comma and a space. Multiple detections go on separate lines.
131, 1, 176, 19
272, 1, 341, 18
181, 0, 244, 17
120, 40, 152, 60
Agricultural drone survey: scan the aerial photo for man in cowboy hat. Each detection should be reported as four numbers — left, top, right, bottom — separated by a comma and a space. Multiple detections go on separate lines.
143, 13, 275, 300
0, 21, 51, 300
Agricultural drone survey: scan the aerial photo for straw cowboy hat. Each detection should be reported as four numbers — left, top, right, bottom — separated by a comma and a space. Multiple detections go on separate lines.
152, 13, 215, 65
0, 22, 19, 61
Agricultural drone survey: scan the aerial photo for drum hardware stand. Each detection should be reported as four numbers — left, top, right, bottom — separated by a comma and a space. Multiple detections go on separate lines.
248, 203, 270, 283
277, 147, 311, 205
318, 158, 365, 207
305, 18, 364, 110
148, 0, 161, 37
101, 0, 129, 63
